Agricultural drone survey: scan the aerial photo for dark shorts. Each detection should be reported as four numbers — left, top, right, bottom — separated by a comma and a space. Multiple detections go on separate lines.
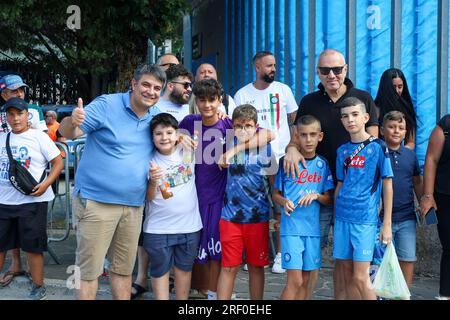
143, 231, 201, 278
196, 201, 223, 263
0, 202, 48, 253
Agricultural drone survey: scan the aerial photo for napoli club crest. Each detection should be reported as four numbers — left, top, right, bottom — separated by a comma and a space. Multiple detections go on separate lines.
317, 160, 324, 168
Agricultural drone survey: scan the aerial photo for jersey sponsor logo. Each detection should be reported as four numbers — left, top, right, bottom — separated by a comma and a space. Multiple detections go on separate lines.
294, 169, 323, 184
347, 156, 365, 168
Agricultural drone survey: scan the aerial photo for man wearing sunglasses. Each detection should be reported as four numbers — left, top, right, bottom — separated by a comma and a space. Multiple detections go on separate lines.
157, 53, 180, 72
156, 64, 193, 122
284, 49, 379, 300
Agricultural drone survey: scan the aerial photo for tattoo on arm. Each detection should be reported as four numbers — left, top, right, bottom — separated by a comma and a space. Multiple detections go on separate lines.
287, 111, 297, 127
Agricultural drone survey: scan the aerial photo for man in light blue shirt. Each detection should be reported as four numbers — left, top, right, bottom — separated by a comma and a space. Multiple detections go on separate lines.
60, 64, 166, 300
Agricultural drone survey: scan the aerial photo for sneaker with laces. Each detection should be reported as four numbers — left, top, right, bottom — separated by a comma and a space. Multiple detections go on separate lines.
242, 264, 248, 271
271, 253, 285, 274
29, 283, 47, 300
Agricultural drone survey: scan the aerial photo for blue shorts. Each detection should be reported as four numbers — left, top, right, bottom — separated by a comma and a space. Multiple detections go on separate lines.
143, 231, 201, 278
281, 235, 321, 271
392, 219, 416, 262
333, 220, 377, 262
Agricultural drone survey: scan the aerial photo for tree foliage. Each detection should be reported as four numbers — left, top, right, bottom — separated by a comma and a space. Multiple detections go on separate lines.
0, 0, 189, 102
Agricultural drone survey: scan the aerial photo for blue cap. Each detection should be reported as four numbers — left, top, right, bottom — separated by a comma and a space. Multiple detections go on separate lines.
0, 75, 28, 92
2, 97, 29, 112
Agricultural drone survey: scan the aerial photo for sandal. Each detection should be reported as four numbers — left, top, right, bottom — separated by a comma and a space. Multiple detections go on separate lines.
130, 282, 148, 300
0, 270, 28, 287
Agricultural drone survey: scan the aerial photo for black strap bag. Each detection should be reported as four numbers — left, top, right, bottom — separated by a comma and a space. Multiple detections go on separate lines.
6, 132, 45, 195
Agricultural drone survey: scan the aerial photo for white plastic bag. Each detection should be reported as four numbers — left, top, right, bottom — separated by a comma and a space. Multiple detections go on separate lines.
373, 242, 411, 300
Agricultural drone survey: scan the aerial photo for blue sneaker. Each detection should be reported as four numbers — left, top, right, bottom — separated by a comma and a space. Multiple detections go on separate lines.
29, 283, 47, 300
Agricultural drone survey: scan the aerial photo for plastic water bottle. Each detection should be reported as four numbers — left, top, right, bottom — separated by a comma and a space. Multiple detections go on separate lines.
183, 132, 198, 164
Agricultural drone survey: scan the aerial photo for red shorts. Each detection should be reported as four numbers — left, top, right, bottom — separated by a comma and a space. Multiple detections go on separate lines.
219, 219, 269, 267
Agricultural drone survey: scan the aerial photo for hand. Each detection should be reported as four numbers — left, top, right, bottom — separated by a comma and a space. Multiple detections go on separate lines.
218, 147, 237, 169
149, 161, 164, 183
178, 130, 199, 151
284, 145, 306, 179
297, 193, 319, 207
217, 110, 228, 120
379, 224, 392, 245
420, 196, 437, 220
218, 153, 230, 169
283, 199, 296, 216
30, 182, 50, 197
71, 98, 85, 127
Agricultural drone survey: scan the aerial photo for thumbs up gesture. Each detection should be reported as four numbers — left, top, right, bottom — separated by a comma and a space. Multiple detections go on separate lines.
71, 97, 85, 127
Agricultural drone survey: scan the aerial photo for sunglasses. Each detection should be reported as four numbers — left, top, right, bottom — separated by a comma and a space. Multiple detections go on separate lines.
159, 63, 177, 68
171, 81, 192, 89
318, 65, 346, 75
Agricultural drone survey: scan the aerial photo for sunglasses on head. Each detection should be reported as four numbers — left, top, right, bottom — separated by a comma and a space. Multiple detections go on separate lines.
171, 81, 192, 89
318, 65, 346, 75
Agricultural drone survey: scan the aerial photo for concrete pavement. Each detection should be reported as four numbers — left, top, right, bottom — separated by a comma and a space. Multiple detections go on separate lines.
0, 231, 441, 300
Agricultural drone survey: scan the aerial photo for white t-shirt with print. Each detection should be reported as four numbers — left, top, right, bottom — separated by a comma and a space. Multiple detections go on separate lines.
155, 98, 190, 122
143, 145, 202, 234
233, 81, 298, 160
0, 129, 60, 204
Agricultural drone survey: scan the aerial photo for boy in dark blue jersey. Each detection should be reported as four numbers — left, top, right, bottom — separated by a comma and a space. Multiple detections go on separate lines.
334, 97, 393, 300
380, 111, 423, 288
272, 115, 334, 300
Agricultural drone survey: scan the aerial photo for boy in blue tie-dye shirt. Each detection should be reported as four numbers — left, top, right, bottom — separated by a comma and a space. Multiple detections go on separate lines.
272, 115, 334, 300
217, 104, 277, 300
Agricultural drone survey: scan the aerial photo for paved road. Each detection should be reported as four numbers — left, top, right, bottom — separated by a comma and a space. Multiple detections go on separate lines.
0, 232, 440, 300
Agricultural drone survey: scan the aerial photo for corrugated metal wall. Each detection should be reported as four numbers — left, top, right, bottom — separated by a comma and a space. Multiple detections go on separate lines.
187, 0, 449, 167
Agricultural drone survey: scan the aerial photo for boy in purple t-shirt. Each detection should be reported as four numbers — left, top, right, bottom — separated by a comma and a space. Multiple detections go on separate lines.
179, 79, 273, 300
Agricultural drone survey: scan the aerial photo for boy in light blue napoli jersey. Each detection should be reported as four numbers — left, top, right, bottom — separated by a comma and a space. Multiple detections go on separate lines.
333, 97, 393, 300
272, 115, 334, 300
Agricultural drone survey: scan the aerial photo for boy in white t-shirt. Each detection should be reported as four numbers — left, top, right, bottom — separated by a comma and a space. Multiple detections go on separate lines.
0, 97, 63, 300
142, 112, 202, 300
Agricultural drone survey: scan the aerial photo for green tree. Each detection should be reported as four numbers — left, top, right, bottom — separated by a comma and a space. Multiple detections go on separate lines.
0, 0, 189, 102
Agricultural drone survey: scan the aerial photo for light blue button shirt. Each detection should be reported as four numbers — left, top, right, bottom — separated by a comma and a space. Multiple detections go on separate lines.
74, 92, 158, 206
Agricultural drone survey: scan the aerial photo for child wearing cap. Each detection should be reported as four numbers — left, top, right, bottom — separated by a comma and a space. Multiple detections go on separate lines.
0, 97, 64, 300
0, 74, 47, 133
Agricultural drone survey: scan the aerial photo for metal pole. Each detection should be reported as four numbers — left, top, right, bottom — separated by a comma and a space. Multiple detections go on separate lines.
346, 0, 357, 82
437, 0, 449, 119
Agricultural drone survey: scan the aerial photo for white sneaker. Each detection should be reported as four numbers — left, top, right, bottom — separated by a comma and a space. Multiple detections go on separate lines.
271, 253, 285, 274
242, 264, 248, 271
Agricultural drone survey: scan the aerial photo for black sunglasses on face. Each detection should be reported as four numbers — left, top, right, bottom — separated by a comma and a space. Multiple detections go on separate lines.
318, 65, 346, 75
171, 81, 192, 89
159, 63, 177, 68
